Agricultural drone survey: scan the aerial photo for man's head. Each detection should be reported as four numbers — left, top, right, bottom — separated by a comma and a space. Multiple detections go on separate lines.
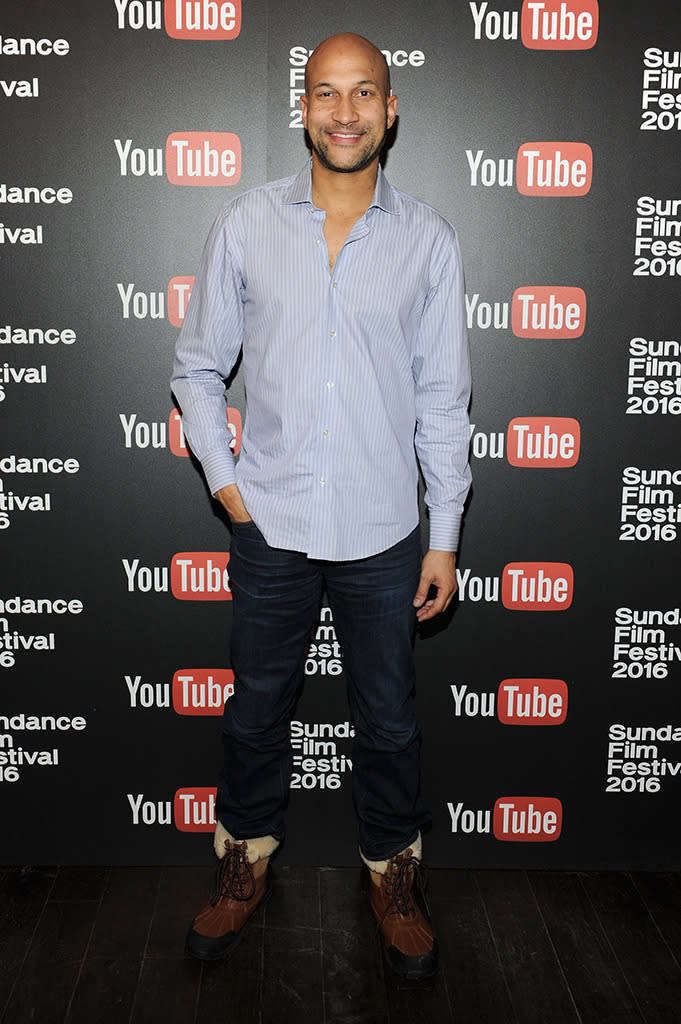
301, 33, 397, 175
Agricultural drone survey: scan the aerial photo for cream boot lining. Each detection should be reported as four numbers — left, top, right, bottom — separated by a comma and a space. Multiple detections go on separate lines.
214, 820, 279, 863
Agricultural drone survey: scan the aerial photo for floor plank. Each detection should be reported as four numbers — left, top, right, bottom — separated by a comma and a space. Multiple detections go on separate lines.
0, 865, 679, 1024
145, 865, 212, 958
431, 868, 517, 1023
266, 864, 321, 932
581, 872, 681, 1024
261, 925, 324, 1024
2, 899, 98, 1024
86, 866, 160, 958
529, 872, 643, 1024
320, 867, 390, 1024
195, 921, 265, 1024
0, 867, 57, 1016
129, 957, 202, 1024
50, 866, 110, 903
66, 956, 142, 1024
475, 869, 580, 1024
631, 872, 681, 968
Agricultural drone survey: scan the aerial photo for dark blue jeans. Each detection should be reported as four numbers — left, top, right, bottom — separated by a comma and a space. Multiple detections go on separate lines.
216, 522, 430, 862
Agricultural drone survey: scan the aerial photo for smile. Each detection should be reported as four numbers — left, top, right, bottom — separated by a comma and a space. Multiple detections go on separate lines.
326, 131, 364, 143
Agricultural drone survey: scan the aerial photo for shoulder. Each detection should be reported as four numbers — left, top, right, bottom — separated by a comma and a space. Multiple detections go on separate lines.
214, 173, 298, 226
387, 181, 460, 243
385, 182, 463, 279
204, 174, 299, 257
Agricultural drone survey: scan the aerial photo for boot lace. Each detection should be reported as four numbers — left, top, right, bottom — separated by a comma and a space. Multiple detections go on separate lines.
380, 853, 426, 920
210, 843, 256, 906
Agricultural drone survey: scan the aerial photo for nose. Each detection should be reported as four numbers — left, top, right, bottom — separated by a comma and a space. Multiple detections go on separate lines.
333, 92, 359, 125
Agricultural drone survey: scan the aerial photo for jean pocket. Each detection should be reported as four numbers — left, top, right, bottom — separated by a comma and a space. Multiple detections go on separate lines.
230, 518, 258, 533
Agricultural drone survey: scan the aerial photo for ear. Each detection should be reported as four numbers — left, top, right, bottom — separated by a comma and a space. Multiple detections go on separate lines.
386, 93, 398, 129
300, 93, 308, 129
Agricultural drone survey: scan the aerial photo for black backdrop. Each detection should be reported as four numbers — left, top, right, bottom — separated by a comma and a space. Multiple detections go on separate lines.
2, 0, 680, 868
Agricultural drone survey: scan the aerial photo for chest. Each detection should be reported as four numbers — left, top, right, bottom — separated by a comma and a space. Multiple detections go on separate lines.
323, 214, 361, 273
240, 207, 427, 331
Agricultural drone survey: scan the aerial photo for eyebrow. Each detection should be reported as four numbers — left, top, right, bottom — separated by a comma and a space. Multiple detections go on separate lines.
311, 78, 380, 89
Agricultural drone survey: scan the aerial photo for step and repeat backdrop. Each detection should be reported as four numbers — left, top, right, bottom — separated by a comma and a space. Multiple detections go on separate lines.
2, 0, 680, 868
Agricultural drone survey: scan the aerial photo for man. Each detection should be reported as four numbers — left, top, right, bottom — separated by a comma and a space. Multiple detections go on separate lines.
171, 32, 471, 981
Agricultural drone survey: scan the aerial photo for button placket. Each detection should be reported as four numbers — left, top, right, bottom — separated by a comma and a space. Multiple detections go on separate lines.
313, 264, 342, 500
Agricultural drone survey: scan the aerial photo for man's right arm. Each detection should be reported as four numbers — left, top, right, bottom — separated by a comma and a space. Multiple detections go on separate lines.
214, 483, 251, 522
170, 208, 246, 502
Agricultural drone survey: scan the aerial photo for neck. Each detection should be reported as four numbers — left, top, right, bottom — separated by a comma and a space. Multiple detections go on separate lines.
310, 155, 379, 213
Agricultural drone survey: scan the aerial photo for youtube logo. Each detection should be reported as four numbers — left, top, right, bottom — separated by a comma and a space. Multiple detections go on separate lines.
516, 143, 592, 196
165, 0, 241, 39
521, 1, 598, 50
502, 563, 574, 610
494, 796, 563, 840
506, 417, 580, 467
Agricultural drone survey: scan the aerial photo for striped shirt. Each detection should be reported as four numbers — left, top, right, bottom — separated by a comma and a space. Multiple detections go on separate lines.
171, 162, 471, 561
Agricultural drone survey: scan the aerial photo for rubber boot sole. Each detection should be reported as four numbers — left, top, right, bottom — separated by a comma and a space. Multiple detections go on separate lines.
185, 880, 273, 962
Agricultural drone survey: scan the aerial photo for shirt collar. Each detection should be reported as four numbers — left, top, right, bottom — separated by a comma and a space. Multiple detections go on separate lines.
282, 161, 398, 215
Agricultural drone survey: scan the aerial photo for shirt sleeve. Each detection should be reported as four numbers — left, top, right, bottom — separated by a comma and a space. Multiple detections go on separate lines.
170, 206, 245, 497
412, 223, 472, 552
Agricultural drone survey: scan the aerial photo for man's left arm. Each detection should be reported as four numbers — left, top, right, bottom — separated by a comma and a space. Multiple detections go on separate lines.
413, 549, 457, 622
412, 224, 472, 622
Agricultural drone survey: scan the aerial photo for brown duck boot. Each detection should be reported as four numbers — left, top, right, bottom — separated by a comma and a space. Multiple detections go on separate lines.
366, 839, 438, 981
186, 826, 277, 961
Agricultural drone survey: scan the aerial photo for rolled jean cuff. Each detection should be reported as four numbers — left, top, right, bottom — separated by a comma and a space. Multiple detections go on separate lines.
360, 832, 422, 874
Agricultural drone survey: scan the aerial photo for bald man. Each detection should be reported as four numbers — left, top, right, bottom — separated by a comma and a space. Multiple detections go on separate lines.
172, 32, 471, 981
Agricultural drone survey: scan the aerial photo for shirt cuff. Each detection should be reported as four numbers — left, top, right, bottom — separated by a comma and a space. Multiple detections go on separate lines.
428, 510, 461, 553
201, 448, 237, 498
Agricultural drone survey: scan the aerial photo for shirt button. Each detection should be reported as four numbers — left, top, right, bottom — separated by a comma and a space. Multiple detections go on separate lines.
319, 476, 326, 485
329, 330, 336, 338
315, 237, 321, 244
326, 380, 334, 389
323, 429, 329, 436
332, 281, 338, 288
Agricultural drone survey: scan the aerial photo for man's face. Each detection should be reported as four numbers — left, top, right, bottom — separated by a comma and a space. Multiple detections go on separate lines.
301, 39, 397, 175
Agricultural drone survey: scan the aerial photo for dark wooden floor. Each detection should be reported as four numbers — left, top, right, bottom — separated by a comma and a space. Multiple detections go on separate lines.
1, 864, 680, 1023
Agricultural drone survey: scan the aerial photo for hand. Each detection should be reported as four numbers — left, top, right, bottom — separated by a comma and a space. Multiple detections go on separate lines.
413, 550, 457, 622
214, 483, 252, 523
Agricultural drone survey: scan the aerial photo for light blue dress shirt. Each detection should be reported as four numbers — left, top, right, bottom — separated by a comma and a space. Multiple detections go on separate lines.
171, 162, 471, 562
